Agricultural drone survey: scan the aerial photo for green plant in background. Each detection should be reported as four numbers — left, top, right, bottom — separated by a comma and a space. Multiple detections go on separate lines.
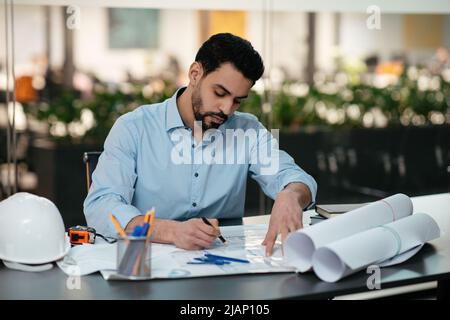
405, 74, 449, 122
239, 89, 263, 120
81, 89, 134, 143
81, 79, 177, 143
23, 89, 83, 142
23, 79, 177, 144
272, 87, 296, 129
263, 69, 449, 131
23, 67, 450, 143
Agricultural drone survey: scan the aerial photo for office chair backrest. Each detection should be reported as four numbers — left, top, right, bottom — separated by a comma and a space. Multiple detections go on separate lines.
83, 151, 102, 193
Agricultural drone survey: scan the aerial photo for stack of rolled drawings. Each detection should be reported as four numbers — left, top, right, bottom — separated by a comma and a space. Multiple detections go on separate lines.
285, 193, 441, 282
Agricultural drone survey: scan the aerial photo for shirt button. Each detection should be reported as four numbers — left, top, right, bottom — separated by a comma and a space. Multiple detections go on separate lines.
192, 202, 197, 207
192, 144, 195, 148
194, 172, 199, 177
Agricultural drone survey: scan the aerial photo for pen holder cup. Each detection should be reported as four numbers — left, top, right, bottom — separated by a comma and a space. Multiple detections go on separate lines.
116, 235, 151, 279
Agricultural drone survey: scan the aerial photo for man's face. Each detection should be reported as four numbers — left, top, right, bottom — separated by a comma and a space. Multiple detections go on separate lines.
191, 62, 253, 130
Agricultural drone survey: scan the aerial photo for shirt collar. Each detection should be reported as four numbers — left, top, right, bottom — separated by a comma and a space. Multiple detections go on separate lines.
165, 86, 234, 135
165, 87, 187, 132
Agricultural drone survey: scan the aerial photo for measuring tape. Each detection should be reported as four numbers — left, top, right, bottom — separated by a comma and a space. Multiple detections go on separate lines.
67, 226, 116, 245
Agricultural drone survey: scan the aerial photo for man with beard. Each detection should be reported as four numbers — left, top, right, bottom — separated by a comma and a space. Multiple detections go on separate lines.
84, 33, 317, 256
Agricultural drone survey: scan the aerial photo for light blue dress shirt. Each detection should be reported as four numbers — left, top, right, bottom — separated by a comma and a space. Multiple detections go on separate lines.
84, 88, 317, 237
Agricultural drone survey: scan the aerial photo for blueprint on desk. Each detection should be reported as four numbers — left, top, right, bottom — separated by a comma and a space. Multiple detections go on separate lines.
57, 214, 313, 280
98, 224, 297, 280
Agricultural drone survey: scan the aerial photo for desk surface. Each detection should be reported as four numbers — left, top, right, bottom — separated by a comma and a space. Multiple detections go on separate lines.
1, 193, 449, 300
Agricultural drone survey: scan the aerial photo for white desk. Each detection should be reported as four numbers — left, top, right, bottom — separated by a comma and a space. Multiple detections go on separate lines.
244, 193, 450, 227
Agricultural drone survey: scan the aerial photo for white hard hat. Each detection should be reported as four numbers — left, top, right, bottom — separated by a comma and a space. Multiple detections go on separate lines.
0, 192, 70, 272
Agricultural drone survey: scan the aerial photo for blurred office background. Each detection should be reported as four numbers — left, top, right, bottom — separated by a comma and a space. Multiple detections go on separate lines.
1, 0, 449, 226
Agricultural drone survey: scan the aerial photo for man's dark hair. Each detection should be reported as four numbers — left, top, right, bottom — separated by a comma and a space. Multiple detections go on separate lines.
195, 33, 264, 84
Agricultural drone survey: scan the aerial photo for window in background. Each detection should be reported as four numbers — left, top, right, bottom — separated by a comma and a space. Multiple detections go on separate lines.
108, 8, 159, 49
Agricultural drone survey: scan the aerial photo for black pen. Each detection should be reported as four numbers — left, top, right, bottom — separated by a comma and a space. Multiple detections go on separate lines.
201, 217, 227, 244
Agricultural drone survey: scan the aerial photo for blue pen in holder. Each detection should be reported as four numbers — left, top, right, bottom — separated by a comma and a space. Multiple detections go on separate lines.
116, 233, 151, 280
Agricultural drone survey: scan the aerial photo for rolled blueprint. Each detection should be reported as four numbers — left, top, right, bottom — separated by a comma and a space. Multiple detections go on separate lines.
312, 213, 440, 282
285, 193, 413, 272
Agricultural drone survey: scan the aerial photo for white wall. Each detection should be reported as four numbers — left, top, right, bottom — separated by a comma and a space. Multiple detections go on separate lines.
2, 6, 450, 83
316, 12, 338, 73
49, 6, 64, 69
0, 5, 63, 76
0, 5, 46, 75
74, 8, 311, 82
339, 13, 404, 62
339, 13, 450, 66
159, 9, 198, 75
74, 8, 198, 82
247, 11, 308, 79
74, 6, 146, 82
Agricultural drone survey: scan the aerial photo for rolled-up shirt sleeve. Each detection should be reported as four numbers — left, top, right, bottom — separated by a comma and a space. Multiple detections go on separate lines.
83, 115, 142, 237
248, 122, 317, 210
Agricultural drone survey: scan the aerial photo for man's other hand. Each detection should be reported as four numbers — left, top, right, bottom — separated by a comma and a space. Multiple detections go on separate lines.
262, 189, 304, 256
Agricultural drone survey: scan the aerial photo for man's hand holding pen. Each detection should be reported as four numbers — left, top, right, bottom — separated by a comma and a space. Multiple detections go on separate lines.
125, 215, 224, 250
171, 218, 220, 250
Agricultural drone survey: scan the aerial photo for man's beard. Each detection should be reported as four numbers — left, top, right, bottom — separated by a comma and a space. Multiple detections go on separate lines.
192, 87, 228, 130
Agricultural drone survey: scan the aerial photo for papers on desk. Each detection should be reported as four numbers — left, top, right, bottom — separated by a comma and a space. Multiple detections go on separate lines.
56, 201, 440, 283
57, 224, 296, 280
285, 193, 441, 282
56, 242, 116, 276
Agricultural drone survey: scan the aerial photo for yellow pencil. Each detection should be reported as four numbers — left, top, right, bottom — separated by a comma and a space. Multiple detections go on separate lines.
146, 208, 155, 238
110, 213, 127, 238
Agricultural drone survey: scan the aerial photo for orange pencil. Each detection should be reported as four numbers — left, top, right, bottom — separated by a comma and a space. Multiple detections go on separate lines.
110, 213, 127, 238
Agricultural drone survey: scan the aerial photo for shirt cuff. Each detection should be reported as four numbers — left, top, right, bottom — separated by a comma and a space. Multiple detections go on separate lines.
280, 178, 317, 210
